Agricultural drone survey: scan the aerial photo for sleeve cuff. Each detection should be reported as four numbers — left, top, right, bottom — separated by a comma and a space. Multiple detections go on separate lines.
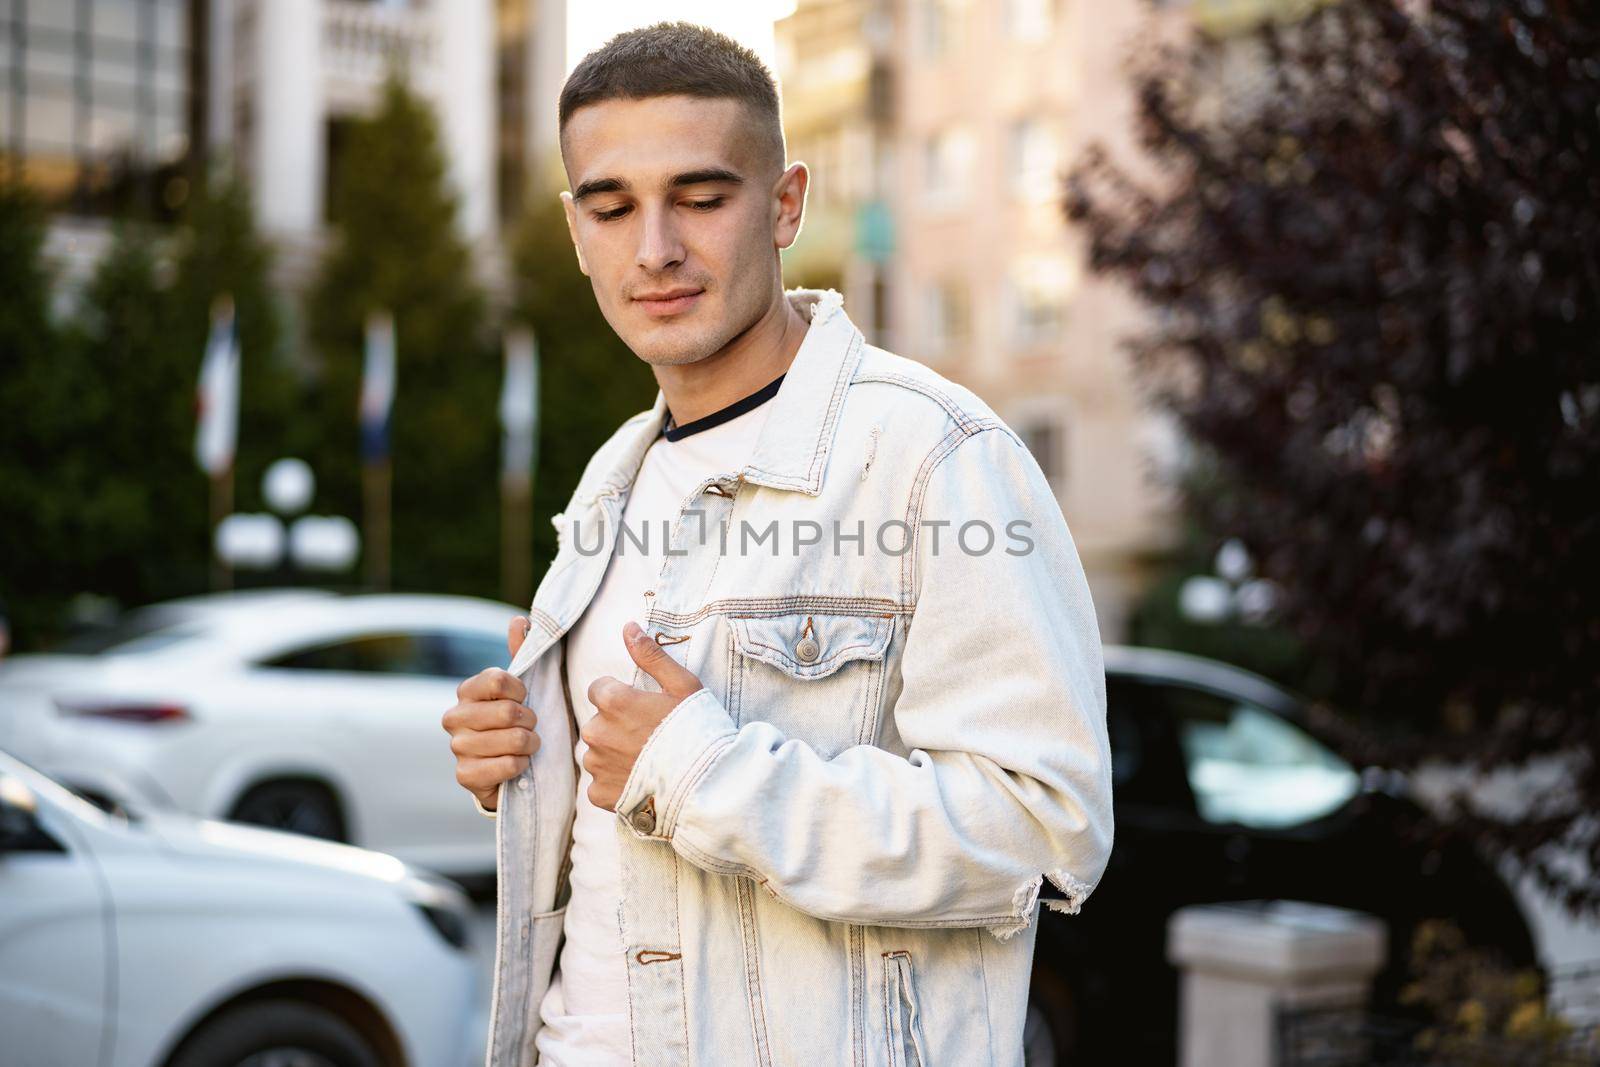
614, 686, 737, 842
472, 790, 499, 819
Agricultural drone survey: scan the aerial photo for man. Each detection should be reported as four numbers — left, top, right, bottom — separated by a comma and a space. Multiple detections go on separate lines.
441, 22, 1113, 1067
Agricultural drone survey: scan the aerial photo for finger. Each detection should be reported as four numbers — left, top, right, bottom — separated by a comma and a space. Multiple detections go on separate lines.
456, 753, 530, 793
445, 697, 536, 733
507, 615, 532, 658
587, 781, 619, 812
450, 726, 540, 759
622, 621, 704, 699
587, 674, 635, 714
458, 666, 528, 706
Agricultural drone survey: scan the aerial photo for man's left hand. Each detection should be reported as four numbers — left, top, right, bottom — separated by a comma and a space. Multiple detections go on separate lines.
582, 620, 706, 812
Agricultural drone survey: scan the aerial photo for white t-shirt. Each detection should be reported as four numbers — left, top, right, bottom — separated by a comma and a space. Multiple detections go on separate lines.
535, 384, 777, 1066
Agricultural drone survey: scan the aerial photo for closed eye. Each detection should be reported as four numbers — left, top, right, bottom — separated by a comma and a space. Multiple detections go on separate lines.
591, 198, 726, 223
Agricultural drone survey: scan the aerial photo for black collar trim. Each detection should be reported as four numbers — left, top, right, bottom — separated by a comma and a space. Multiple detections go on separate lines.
662, 373, 785, 442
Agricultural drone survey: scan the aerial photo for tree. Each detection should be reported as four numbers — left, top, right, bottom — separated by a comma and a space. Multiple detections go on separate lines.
0, 182, 95, 647
0, 169, 296, 646
507, 193, 657, 574
307, 76, 499, 597
70, 220, 208, 605
169, 169, 299, 525
1066, 0, 1600, 910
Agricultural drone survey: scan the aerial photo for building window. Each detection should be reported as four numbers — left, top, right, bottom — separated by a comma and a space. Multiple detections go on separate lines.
1014, 283, 1065, 344
922, 126, 974, 208
919, 0, 950, 58
1008, 116, 1061, 201
924, 277, 970, 360
323, 116, 359, 224
2, 0, 193, 218
1003, 0, 1057, 42
1008, 254, 1075, 347
1016, 416, 1066, 491
496, 0, 530, 223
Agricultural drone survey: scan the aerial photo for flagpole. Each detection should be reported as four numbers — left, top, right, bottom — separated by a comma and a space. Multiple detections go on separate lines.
361, 310, 396, 593
363, 457, 391, 593
197, 293, 239, 592
500, 326, 538, 607
209, 467, 233, 592
501, 467, 530, 607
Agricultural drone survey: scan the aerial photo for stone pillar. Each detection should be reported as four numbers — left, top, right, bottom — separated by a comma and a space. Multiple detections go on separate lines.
1166, 900, 1388, 1067
252, 0, 324, 236
434, 0, 495, 240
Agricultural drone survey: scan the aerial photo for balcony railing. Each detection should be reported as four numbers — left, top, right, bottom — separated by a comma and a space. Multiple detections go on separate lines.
322, 1, 437, 87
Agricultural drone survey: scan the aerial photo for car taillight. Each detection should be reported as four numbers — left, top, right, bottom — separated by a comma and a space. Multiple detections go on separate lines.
54, 697, 190, 724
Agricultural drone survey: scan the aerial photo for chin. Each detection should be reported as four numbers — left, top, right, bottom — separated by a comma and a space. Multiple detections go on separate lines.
629, 337, 720, 367
623, 321, 726, 367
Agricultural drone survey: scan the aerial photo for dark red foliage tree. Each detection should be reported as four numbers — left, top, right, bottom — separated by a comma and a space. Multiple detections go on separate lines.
1066, 0, 1600, 912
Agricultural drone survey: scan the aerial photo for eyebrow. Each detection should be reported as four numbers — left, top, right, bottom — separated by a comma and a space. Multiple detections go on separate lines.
572, 167, 746, 202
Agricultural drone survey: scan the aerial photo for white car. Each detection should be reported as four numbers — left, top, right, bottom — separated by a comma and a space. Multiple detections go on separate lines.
0, 749, 479, 1067
0, 589, 520, 877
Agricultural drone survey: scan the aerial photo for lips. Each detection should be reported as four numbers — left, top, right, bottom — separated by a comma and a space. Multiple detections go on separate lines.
633, 288, 705, 317
634, 287, 702, 301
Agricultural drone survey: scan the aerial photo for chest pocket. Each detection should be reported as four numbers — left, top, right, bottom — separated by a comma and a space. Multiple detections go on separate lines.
727, 611, 895, 758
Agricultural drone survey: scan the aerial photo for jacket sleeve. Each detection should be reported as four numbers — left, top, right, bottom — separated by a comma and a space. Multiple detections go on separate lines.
610, 425, 1115, 940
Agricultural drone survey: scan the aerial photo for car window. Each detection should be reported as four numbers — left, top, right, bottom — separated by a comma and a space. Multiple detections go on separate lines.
439, 630, 512, 677
50, 606, 198, 655
1106, 677, 1199, 814
1156, 684, 1359, 829
263, 632, 446, 676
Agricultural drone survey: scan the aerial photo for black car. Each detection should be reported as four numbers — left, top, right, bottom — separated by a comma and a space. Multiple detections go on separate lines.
1023, 646, 1539, 1066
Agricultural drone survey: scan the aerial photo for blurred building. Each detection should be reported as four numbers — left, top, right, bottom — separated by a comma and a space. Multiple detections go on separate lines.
772, 0, 896, 341
1, 0, 199, 281
778, 0, 1189, 640
213, 0, 564, 287
1, 0, 565, 293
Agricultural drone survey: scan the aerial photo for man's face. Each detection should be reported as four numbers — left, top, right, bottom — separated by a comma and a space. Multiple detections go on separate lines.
560, 95, 805, 366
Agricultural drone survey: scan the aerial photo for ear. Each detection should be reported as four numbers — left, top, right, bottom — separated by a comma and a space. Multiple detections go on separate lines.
773, 161, 809, 252
560, 190, 591, 276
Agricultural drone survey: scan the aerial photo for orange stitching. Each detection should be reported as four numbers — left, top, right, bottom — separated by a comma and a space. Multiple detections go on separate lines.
801, 615, 815, 639
636, 949, 682, 965
653, 632, 690, 645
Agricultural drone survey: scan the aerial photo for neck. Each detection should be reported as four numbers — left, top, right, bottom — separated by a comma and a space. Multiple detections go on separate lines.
654, 289, 810, 426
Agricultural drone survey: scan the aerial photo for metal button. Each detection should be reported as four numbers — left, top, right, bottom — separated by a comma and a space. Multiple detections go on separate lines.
517, 775, 531, 791
630, 798, 657, 835
794, 636, 820, 664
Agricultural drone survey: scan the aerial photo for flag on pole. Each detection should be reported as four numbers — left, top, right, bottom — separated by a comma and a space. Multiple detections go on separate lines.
360, 310, 396, 465
501, 326, 539, 479
195, 294, 240, 476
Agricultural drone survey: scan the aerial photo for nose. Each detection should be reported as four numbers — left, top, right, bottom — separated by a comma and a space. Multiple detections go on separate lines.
635, 204, 686, 273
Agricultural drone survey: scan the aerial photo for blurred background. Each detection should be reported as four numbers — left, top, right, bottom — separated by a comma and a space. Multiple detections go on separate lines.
1, 0, 1597, 1065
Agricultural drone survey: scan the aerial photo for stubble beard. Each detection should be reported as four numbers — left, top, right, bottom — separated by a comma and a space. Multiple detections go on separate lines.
626, 295, 767, 369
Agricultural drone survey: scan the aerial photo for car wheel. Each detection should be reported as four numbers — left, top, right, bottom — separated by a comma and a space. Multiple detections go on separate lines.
230, 781, 346, 842
167, 1000, 379, 1067
1026, 964, 1081, 1066
1024, 997, 1059, 1067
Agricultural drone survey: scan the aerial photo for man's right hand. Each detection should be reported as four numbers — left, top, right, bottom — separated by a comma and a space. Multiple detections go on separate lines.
442, 615, 541, 813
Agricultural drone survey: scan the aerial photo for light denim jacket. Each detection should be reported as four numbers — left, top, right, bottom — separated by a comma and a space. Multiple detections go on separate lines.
479, 289, 1114, 1067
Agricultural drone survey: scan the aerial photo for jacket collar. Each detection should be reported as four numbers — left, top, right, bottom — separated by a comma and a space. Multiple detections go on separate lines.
593, 288, 863, 500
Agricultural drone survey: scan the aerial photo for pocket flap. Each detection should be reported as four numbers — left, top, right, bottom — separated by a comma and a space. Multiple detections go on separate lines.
731, 612, 894, 680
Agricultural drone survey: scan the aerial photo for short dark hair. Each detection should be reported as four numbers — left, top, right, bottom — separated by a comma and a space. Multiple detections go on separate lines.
559, 21, 785, 172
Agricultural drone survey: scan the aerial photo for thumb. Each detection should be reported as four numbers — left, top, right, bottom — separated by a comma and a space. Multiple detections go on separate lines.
508, 615, 531, 658
623, 621, 702, 699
